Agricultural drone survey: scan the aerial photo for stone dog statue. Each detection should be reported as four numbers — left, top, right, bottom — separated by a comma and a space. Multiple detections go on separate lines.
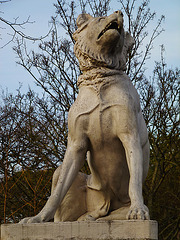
20, 10, 150, 223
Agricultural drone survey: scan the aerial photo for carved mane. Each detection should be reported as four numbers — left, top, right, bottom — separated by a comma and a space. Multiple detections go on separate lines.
74, 33, 133, 71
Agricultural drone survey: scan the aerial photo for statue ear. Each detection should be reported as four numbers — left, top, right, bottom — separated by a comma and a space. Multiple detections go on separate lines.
73, 13, 93, 41
124, 32, 134, 52
76, 13, 93, 28
120, 32, 135, 69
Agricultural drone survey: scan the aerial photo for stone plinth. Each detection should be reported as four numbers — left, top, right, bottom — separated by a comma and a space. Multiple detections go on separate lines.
1, 220, 158, 240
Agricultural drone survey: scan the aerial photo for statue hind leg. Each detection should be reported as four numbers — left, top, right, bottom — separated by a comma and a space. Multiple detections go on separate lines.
52, 165, 87, 222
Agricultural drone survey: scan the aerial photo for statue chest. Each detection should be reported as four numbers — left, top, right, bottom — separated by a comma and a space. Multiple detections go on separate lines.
71, 77, 139, 114
68, 77, 141, 135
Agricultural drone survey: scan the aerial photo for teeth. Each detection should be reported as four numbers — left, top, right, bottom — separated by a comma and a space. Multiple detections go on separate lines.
117, 16, 123, 29
102, 23, 111, 35
117, 18, 121, 29
105, 23, 111, 31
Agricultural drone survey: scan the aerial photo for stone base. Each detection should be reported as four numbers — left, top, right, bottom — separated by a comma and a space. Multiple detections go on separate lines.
1, 220, 158, 240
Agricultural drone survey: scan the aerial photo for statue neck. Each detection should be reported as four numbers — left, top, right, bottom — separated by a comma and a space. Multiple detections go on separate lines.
77, 67, 124, 88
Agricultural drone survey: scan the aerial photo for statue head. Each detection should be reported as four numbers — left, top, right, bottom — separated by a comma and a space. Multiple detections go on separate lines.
73, 11, 134, 71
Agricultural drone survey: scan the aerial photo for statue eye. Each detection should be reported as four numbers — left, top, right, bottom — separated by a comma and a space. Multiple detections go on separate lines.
98, 17, 105, 22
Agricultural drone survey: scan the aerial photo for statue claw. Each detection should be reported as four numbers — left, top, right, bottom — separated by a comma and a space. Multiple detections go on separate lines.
19, 214, 45, 224
19, 217, 31, 224
126, 205, 150, 220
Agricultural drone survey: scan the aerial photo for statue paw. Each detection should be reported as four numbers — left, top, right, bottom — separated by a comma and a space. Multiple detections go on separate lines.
126, 205, 150, 220
19, 215, 44, 224
19, 217, 32, 224
78, 214, 96, 221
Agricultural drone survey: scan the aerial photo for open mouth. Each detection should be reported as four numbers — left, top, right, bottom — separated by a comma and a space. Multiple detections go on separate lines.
97, 21, 122, 40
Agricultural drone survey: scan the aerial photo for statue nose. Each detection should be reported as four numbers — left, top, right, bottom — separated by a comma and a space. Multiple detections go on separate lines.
115, 10, 123, 16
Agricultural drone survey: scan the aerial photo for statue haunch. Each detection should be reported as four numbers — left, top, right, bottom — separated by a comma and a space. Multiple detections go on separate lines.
20, 11, 150, 224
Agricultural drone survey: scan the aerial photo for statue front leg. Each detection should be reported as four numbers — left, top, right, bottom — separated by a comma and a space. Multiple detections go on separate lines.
19, 135, 88, 224
119, 132, 149, 220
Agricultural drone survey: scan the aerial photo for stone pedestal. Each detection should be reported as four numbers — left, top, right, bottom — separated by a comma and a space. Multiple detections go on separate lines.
1, 220, 158, 240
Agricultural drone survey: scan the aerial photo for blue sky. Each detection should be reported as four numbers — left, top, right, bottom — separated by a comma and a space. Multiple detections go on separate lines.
0, 0, 180, 94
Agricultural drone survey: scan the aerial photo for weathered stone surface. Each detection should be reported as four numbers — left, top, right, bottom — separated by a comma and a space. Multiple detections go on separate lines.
1, 220, 158, 240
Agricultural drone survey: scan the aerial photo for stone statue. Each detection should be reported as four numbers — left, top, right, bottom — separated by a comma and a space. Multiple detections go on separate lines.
20, 10, 150, 224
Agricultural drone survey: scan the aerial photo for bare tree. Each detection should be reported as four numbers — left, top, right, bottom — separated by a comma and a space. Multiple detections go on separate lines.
1, 0, 179, 238
14, 0, 164, 104
0, 88, 68, 223
142, 47, 180, 240
0, 0, 52, 48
